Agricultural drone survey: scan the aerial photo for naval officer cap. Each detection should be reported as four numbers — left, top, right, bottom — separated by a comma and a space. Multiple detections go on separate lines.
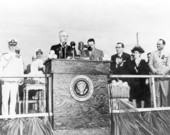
36, 48, 43, 54
8, 39, 17, 46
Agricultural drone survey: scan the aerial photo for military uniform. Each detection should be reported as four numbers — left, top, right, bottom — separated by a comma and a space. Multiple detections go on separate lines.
0, 41, 24, 115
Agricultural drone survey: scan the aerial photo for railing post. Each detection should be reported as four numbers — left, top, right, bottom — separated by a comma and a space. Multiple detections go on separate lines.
48, 75, 53, 124
151, 77, 157, 108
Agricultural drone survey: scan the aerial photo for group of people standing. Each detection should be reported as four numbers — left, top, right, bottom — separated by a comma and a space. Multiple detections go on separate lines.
0, 30, 104, 116
49, 31, 170, 108
0, 30, 169, 115
110, 39, 170, 108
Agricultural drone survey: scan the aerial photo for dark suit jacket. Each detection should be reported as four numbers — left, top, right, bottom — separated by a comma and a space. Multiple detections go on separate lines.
50, 43, 77, 59
110, 52, 131, 74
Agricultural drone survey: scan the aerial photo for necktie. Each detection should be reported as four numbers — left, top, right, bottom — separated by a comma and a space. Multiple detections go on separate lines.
158, 51, 161, 58
118, 54, 121, 59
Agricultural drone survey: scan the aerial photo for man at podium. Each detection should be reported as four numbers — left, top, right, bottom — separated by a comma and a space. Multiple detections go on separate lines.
50, 30, 76, 59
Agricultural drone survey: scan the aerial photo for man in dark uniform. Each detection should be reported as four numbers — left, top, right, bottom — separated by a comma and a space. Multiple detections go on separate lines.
50, 30, 76, 59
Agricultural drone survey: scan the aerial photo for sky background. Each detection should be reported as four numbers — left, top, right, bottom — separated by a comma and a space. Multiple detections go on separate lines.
0, 0, 170, 64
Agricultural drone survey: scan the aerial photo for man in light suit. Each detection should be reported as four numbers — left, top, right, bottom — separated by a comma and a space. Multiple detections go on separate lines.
149, 39, 170, 107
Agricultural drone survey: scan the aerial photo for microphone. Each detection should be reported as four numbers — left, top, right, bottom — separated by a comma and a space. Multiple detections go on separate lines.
78, 41, 84, 51
84, 45, 92, 51
70, 41, 76, 58
83, 45, 92, 59
70, 41, 76, 48
78, 41, 84, 59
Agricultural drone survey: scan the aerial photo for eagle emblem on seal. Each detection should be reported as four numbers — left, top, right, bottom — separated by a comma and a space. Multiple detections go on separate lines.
70, 75, 94, 101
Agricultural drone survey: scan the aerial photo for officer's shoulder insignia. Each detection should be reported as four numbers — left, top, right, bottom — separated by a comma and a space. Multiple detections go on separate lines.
1, 53, 7, 56
1, 53, 10, 61
1, 53, 8, 58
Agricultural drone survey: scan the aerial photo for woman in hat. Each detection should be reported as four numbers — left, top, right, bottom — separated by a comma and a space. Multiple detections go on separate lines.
130, 46, 150, 108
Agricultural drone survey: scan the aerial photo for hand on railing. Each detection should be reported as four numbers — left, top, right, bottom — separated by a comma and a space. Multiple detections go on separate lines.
145, 79, 149, 85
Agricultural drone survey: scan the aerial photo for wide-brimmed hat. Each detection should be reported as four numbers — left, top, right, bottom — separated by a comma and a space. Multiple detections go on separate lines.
131, 46, 145, 53
8, 39, 17, 46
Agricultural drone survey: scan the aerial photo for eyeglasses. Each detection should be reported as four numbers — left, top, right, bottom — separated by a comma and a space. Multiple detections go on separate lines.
115, 46, 122, 49
9, 45, 16, 46
157, 43, 162, 45
60, 35, 69, 38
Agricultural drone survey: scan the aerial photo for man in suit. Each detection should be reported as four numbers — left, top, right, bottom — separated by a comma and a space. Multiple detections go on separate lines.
50, 30, 76, 59
87, 38, 104, 61
110, 42, 133, 104
110, 42, 131, 75
149, 39, 170, 107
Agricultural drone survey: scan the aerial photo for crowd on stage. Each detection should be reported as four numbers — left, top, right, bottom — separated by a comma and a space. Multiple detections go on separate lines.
0, 30, 170, 115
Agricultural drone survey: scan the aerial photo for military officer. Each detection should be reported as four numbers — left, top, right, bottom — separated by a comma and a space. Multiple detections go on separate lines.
0, 39, 24, 115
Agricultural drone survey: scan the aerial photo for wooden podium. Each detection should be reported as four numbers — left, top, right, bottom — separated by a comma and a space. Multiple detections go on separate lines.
45, 59, 110, 134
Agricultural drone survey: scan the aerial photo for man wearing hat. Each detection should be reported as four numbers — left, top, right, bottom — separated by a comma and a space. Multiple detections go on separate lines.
0, 39, 24, 115
149, 39, 170, 107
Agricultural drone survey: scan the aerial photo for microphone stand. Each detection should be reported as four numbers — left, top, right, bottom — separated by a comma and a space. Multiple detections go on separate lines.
64, 46, 67, 59
62, 42, 66, 59
79, 50, 83, 60
88, 46, 93, 60
78, 42, 84, 60
72, 46, 75, 59
59, 46, 62, 59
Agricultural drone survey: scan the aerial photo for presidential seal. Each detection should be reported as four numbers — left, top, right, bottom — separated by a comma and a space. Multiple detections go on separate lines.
70, 75, 94, 101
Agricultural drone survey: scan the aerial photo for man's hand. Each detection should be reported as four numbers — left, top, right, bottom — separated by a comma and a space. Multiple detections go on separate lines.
145, 79, 149, 85
18, 78, 24, 85
134, 66, 138, 73
115, 57, 122, 65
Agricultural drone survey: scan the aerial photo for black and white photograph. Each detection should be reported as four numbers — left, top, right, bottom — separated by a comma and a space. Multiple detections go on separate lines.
0, 0, 170, 134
